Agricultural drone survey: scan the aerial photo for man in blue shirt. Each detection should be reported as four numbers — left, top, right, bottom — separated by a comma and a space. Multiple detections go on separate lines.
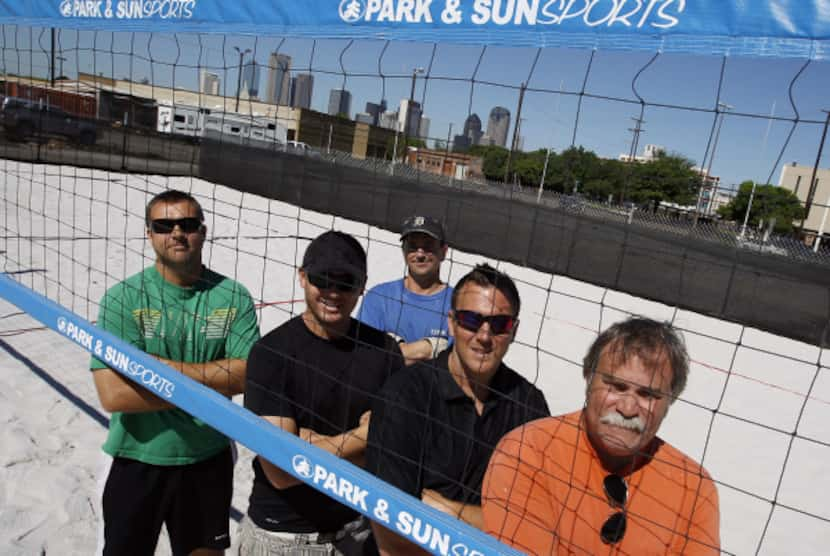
359, 215, 453, 364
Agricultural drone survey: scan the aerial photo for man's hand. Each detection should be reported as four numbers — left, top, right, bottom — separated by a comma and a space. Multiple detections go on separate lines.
422, 336, 449, 358
399, 336, 449, 365
421, 489, 483, 528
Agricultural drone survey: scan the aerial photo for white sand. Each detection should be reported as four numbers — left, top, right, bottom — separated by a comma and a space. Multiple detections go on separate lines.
0, 163, 828, 554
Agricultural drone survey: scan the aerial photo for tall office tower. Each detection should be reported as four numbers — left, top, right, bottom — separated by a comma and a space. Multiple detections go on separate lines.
290, 73, 314, 109
486, 106, 511, 148
398, 98, 422, 136
379, 111, 399, 130
365, 102, 382, 125
241, 60, 260, 99
200, 70, 220, 95
463, 113, 483, 145
328, 88, 352, 117
418, 116, 430, 140
265, 52, 291, 105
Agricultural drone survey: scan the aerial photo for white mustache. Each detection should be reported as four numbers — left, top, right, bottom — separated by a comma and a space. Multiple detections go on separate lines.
600, 412, 645, 433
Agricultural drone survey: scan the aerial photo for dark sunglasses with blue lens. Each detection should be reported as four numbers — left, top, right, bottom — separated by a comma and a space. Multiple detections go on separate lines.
452, 310, 517, 335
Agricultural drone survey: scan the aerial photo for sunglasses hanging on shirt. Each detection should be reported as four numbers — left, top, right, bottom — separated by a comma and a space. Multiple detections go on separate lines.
600, 474, 628, 544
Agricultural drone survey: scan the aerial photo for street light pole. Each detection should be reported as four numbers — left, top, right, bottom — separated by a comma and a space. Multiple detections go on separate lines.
813, 193, 830, 252
404, 67, 425, 138
537, 147, 552, 203
234, 46, 251, 113
401, 67, 425, 163
740, 181, 757, 239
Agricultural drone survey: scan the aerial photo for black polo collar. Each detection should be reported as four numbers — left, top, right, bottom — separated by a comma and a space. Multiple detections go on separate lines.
433, 351, 515, 406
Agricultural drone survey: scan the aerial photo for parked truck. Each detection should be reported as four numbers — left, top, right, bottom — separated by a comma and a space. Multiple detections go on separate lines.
1, 97, 97, 144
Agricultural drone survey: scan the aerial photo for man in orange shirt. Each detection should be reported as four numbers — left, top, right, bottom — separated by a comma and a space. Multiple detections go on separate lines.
482, 317, 720, 555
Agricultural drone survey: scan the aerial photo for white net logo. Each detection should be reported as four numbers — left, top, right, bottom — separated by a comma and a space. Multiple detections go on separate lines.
339, 0, 365, 23
59, 0, 197, 20
292, 455, 313, 479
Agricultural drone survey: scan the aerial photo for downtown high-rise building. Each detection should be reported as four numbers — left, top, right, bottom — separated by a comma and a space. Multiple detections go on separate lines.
265, 52, 291, 105
463, 113, 483, 145
241, 60, 260, 99
290, 73, 314, 109
379, 111, 399, 131
486, 106, 511, 148
418, 116, 430, 140
398, 98, 422, 136
365, 100, 388, 126
200, 70, 220, 95
328, 88, 352, 117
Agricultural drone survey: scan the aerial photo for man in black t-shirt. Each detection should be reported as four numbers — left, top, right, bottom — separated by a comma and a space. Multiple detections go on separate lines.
366, 264, 550, 555
242, 231, 404, 555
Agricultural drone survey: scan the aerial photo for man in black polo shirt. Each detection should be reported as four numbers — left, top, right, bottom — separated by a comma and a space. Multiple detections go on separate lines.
241, 231, 405, 555
366, 264, 550, 554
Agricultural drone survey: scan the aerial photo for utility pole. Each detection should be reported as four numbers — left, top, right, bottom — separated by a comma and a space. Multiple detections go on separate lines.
504, 82, 526, 184
799, 109, 830, 235
50, 28, 56, 87
444, 123, 454, 185
621, 116, 645, 203
234, 46, 251, 113
695, 102, 731, 226
627, 116, 645, 163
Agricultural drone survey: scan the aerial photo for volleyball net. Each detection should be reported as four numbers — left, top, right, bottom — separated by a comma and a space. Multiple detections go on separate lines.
1, 2, 829, 555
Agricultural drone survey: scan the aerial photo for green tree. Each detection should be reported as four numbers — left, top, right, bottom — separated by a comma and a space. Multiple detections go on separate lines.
630, 153, 701, 205
718, 181, 805, 233
470, 145, 510, 181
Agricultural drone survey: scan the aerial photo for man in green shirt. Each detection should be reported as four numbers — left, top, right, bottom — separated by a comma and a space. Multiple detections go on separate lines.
90, 190, 260, 555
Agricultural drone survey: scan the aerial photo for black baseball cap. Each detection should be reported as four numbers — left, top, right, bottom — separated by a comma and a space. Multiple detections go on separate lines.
302, 231, 367, 282
400, 215, 446, 243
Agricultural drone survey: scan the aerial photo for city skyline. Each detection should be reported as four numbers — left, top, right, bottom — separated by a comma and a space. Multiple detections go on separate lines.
6, 29, 830, 188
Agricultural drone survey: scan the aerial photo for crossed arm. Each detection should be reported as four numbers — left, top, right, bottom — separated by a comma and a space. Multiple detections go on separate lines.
258, 411, 371, 490
92, 357, 247, 413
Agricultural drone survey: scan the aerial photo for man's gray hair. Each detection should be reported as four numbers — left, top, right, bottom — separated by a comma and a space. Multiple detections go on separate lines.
582, 317, 689, 400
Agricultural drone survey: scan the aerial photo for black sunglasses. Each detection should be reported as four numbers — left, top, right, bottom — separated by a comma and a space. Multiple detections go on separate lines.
600, 474, 628, 544
307, 272, 360, 293
452, 310, 517, 335
150, 217, 203, 234
403, 236, 441, 253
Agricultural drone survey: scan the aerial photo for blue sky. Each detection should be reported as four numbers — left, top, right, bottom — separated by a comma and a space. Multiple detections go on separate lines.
5, 25, 830, 190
